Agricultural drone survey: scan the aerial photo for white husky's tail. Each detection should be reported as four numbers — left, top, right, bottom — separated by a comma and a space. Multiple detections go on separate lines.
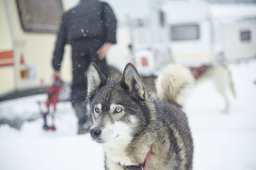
156, 64, 194, 106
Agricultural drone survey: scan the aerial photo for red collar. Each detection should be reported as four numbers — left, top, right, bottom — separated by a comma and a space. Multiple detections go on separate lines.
121, 144, 153, 170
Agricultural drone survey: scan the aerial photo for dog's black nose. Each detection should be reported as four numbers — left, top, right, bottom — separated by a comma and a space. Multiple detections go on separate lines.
90, 128, 102, 138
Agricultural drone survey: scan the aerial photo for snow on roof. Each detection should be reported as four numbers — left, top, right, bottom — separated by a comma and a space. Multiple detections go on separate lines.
163, 2, 256, 22
210, 4, 256, 19
105, 0, 150, 21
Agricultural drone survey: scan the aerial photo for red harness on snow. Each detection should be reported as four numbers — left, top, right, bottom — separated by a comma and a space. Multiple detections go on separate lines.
121, 144, 153, 170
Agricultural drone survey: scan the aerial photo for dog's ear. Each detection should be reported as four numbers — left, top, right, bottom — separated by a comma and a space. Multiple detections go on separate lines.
87, 63, 106, 99
121, 63, 146, 100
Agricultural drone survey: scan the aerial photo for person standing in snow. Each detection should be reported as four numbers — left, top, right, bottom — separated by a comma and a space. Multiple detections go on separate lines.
52, 0, 117, 134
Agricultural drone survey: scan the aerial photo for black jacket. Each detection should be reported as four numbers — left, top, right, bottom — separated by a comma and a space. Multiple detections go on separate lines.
52, 0, 117, 71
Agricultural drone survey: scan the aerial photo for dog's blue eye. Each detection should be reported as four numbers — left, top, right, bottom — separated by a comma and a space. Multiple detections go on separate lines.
114, 107, 122, 113
94, 107, 100, 113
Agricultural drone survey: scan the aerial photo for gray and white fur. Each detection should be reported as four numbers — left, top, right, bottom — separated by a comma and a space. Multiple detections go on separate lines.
87, 63, 194, 170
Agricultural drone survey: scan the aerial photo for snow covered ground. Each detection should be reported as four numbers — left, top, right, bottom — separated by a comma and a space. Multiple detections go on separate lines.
185, 61, 256, 170
0, 60, 256, 170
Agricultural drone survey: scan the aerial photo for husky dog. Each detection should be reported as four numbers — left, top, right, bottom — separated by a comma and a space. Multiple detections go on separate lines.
189, 64, 236, 113
143, 63, 236, 113
86, 63, 194, 170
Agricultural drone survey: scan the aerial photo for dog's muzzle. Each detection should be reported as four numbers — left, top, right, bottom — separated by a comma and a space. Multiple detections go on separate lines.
90, 128, 102, 139
90, 127, 119, 143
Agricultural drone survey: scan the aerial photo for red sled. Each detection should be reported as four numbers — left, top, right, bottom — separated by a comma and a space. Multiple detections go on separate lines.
38, 78, 62, 131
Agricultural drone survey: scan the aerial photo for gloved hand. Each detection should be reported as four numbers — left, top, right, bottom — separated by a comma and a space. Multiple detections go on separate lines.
97, 43, 112, 60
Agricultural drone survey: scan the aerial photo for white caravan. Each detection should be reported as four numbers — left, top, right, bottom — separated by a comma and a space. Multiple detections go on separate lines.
0, 0, 72, 96
163, 1, 256, 65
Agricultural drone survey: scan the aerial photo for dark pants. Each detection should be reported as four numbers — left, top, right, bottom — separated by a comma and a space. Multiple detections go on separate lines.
72, 102, 90, 128
69, 39, 109, 131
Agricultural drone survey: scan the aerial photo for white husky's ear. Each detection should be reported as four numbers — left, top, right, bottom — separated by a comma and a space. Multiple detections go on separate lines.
121, 63, 146, 100
87, 63, 106, 98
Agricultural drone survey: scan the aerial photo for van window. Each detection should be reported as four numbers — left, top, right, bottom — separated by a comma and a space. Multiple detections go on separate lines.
16, 0, 63, 33
240, 30, 251, 42
170, 24, 200, 41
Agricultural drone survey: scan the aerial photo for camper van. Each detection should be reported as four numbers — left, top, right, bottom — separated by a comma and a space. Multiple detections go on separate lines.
0, 0, 74, 97
163, 1, 256, 65
117, 1, 256, 73
163, 1, 214, 65
210, 4, 256, 61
